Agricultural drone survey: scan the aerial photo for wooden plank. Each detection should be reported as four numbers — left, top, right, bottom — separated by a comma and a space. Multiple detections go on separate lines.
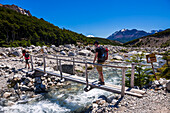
34, 68, 144, 97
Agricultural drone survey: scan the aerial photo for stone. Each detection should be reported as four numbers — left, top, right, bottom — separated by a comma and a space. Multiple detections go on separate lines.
9, 96, 18, 102
112, 55, 123, 60
92, 103, 98, 108
166, 81, 170, 91
98, 100, 106, 105
0, 52, 8, 58
61, 64, 74, 75
60, 51, 67, 55
98, 95, 108, 102
68, 51, 76, 56
5, 101, 15, 106
154, 80, 160, 86
78, 49, 91, 56
20, 85, 33, 91
3, 92, 12, 98
11, 50, 21, 57
23, 78, 31, 84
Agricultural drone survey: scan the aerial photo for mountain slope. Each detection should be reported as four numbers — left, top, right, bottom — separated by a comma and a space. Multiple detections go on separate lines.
90, 37, 122, 46
124, 29, 170, 47
107, 29, 162, 43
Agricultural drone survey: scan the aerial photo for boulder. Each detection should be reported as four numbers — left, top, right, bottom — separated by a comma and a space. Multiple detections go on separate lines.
78, 50, 91, 56
30, 45, 35, 49
0, 52, 8, 58
92, 103, 98, 108
64, 44, 72, 48
51, 45, 56, 48
166, 81, 170, 91
68, 51, 76, 56
154, 80, 160, 86
61, 64, 74, 75
11, 50, 21, 57
20, 85, 33, 91
112, 55, 123, 60
60, 51, 67, 55
3, 92, 12, 98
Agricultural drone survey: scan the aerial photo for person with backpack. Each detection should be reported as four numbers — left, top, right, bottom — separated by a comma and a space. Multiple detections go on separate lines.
93, 41, 108, 85
20, 49, 30, 69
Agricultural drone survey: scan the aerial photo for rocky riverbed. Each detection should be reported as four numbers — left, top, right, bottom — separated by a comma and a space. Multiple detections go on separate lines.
0, 44, 169, 112
91, 78, 170, 113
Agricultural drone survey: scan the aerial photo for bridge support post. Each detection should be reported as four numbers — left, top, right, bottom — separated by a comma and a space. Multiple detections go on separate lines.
43, 54, 46, 73
59, 59, 63, 80
30, 55, 34, 71
131, 64, 135, 88
121, 68, 126, 97
56, 56, 58, 71
73, 57, 75, 74
85, 59, 88, 88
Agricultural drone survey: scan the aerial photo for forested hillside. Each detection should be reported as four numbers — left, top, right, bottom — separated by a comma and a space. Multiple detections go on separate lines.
0, 6, 121, 47
0, 6, 89, 47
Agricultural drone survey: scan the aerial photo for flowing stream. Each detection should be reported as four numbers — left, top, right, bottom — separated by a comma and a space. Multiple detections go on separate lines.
0, 55, 165, 113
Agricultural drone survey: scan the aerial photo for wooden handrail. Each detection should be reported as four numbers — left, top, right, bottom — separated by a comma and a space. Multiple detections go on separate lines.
30, 53, 152, 94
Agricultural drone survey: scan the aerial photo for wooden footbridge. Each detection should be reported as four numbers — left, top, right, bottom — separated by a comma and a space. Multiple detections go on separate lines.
30, 54, 148, 98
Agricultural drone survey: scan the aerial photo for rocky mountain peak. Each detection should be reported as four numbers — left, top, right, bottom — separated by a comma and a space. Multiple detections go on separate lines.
0, 4, 32, 16
107, 29, 163, 43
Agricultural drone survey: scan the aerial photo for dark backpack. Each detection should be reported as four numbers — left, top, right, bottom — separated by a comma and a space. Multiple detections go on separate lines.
98, 47, 108, 62
25, 52, 29, 59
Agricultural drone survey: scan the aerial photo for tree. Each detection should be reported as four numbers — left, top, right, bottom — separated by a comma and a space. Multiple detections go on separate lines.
125, 52, 154, 88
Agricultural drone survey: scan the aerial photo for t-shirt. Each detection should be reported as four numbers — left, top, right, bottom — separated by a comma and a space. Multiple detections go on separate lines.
95, 46, 104, 63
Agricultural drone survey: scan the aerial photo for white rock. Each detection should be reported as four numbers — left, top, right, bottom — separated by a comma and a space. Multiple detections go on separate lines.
51, 45, 56, 48
78, 49, 91, 56
60, 51, 67, 55
93, 103, 98, 108
3, 92, 12, 98
154, 80, 160, 85
112, 55, 123, 60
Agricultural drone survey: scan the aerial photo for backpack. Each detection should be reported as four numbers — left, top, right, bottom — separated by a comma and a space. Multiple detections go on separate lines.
98, 46, 109, 62
25, 52, 29, 59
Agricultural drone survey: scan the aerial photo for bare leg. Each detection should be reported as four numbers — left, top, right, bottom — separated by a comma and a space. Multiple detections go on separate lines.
96, 66, 104, 82
28, 63, 30, 69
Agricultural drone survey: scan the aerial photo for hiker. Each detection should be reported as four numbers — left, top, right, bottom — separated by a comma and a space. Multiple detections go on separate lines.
20, 49, 30, 69
93, 41, 108, 85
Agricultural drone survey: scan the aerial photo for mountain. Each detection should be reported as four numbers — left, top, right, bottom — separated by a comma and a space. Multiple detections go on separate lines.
124, 29, 170, 47
107, 29, 163, 43
0, 4, 31, 16
0, 4, 120, 47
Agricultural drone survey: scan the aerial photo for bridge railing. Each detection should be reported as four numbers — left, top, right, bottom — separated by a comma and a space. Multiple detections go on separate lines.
30, 53, 150, 97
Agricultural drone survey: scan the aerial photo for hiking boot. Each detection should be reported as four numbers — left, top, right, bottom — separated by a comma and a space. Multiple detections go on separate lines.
98, 81, 105, 85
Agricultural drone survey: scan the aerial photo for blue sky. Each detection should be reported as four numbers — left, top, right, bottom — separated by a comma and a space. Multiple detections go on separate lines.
1, 0, 170, 37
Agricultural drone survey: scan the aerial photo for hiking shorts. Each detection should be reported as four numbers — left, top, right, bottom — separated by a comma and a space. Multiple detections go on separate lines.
96, 62, 104, 72
25, 59, 29, 64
